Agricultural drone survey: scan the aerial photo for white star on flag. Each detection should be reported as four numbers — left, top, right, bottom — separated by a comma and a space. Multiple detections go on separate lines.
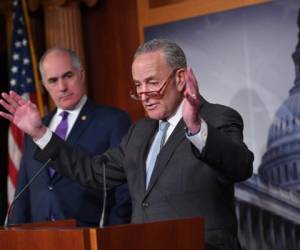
23, 58, 30, 65
15, 41, 21, 48
11, 66, 18, 73
12, 53, 20, 60
10, 79, 16, 86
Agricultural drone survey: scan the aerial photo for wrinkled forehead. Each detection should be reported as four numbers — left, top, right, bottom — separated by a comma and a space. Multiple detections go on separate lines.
44, 51, 72, 65
42, 53, 77, 78
132, 51, 171, 81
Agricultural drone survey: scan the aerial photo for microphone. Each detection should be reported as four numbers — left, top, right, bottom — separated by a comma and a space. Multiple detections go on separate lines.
4, 158, 52, 228
99, 156, 108, 228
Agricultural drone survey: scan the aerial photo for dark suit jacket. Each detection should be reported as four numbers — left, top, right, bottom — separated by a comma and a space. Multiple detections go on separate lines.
35, 98, 253, 249
10, 99, 132, 226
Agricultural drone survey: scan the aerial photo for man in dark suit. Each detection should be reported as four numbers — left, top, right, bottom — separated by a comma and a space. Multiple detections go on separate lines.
0, 39, 253, 249
7, 48, 132, 226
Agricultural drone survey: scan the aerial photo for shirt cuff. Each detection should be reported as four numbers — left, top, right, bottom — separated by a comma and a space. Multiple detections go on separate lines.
185, 118, 208, 153
33, 128, 53, 149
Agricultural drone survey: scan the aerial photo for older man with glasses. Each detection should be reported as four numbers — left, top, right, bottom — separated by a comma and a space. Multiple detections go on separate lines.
0, 38, 253, 250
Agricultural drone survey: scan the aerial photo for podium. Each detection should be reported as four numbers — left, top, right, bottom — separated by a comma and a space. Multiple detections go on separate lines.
0, 217, 204, 250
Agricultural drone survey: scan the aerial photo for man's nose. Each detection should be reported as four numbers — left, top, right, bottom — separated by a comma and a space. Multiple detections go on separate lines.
140, 92, 149, 102
139, 83, 152, 95
58, 78, 67, 91
137, 84, 149, 101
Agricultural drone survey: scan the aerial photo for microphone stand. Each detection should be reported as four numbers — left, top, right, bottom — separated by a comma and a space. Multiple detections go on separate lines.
99, 157, 107, 228
4, 158, 52, 228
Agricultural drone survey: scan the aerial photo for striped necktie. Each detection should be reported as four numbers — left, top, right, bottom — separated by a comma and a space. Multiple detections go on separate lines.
146, 121, 170, 189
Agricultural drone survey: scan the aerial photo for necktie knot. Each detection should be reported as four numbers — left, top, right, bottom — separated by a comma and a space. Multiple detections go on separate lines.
60, 111, 69, 120
159, 121, 169, 148
159, 121, 169, 132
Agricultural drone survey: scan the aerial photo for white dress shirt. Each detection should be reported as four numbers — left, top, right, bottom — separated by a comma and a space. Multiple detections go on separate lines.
36, 98, 208, 152
162, 101, 208, 152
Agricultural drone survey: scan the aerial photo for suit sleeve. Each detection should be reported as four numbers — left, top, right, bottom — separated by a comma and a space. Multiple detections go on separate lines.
195, 107, 254, 182
9, 136, 31, 224
106, 111, 132, 225
34, 123, 136, 190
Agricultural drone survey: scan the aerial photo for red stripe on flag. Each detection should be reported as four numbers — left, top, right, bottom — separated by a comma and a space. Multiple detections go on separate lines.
7, 0, 45, 205
8, 123, 24, 203
30, 93, 37, 104
10, 123, 24, 150
8, 157, 19, 188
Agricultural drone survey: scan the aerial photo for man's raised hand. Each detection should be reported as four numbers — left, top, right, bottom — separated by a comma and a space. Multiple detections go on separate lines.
0, 91, 47, 139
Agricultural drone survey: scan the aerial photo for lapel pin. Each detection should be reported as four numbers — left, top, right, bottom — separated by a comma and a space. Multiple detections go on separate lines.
81, 115, 87, 121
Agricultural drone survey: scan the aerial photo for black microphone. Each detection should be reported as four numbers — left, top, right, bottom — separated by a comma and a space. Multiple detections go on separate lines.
4, 158, 52, 228
99, 156, 108, 228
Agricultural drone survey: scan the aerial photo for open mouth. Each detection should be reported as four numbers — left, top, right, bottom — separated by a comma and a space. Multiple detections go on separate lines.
144, 103, 159, 111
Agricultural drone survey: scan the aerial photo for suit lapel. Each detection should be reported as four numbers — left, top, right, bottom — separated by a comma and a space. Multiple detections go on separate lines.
52, 100, 95, 182
144, 119, 185, 196
137, 119, 158, 193
66, 100, 95, 145
143, 98, 206, 197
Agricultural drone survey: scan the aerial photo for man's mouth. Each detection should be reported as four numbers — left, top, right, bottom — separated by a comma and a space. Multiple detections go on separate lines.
144, 103, 158, 111
59, 93, 72, 100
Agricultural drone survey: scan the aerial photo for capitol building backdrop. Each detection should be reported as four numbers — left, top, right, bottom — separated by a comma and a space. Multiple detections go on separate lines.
145, 0, 300, 249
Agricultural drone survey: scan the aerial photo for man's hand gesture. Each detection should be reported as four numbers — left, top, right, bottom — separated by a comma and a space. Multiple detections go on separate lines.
0, 91, 46, 139
182, 68, 201, 134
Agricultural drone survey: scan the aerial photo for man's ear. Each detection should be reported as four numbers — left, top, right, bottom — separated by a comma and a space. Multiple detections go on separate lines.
175, 68, 186, 92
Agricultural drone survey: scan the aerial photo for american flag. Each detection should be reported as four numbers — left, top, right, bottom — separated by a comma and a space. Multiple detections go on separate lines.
7, 0, 40, 204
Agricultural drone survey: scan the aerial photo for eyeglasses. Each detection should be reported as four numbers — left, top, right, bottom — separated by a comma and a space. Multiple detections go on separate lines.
129, 68, 179, 101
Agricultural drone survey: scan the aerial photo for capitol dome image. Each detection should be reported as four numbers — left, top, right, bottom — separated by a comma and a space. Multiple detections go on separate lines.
259, 41, 300, 192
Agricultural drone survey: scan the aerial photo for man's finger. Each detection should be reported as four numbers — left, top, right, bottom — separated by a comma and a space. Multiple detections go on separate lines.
12, 91, 27, 105
29, 102, 38, 111
186, 68, 199, 93
17, 98, 27, 106
185, 92, 199, 106
0, 99, 16, 114
0, 111, 13, 122
2, 92, 19, 108
184, 70, 197, 98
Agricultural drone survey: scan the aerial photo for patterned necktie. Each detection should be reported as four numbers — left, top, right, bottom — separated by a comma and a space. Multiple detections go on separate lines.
146, 121, 170, 189
48, 111, 69, 176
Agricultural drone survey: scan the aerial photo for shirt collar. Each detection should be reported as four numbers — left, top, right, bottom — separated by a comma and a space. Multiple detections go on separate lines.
56, 95, 87, 116
164, 101, 183, 128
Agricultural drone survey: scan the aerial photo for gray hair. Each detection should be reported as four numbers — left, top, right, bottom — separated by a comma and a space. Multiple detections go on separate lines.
39, 47, 82, 80
134, 38, 187, 69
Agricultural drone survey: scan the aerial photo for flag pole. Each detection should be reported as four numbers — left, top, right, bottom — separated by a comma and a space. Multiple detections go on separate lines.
21, 0, 45, 116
